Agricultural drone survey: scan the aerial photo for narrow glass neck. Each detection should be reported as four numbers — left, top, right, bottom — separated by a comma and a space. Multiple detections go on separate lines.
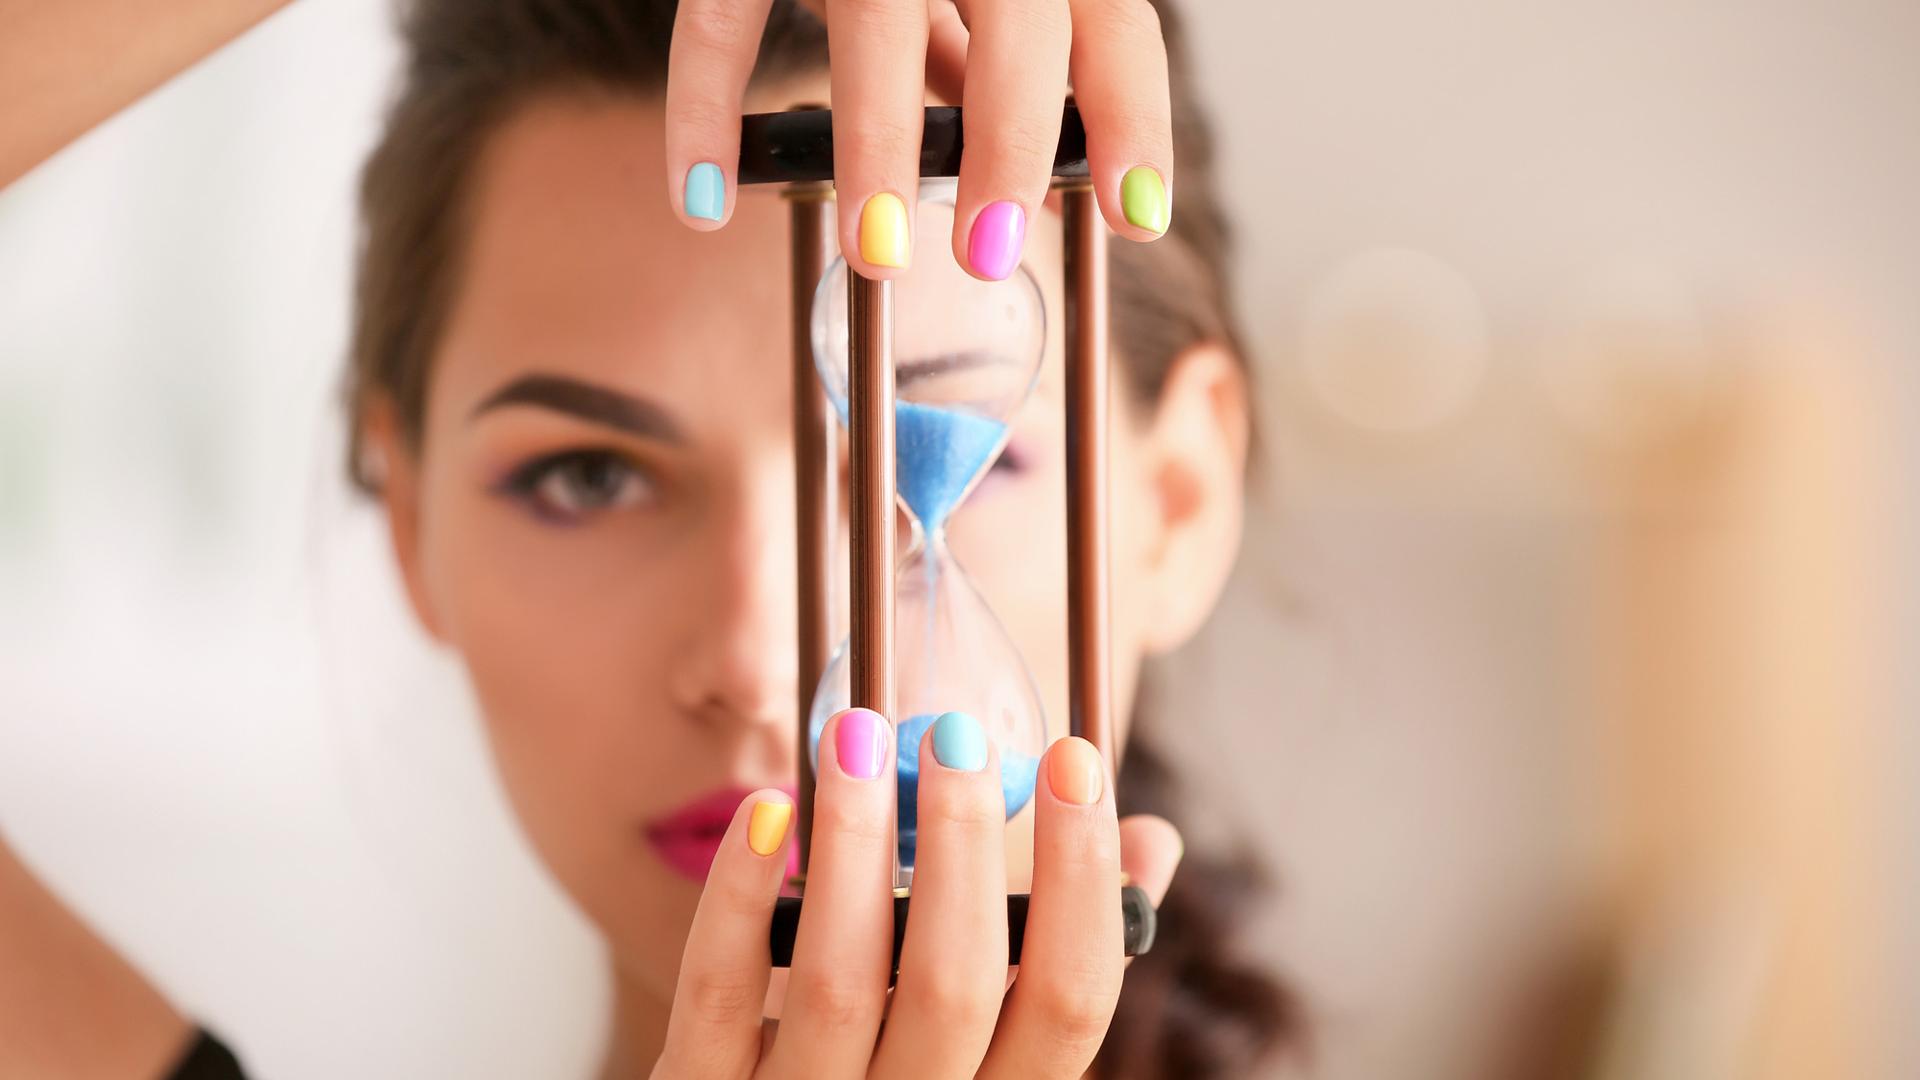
905, 508, 952, 554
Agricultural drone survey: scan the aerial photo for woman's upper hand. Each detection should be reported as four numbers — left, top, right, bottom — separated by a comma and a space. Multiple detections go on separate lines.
663, 0, 1174, 280
650, 709, 1183, 1079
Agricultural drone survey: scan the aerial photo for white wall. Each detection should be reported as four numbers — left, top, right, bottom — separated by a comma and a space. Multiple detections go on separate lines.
0, 4, 608, 1076
1176, 2, 1919, 1077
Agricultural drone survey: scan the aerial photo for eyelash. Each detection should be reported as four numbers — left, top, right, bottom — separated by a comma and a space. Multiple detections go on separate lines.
495, 448, 656, 523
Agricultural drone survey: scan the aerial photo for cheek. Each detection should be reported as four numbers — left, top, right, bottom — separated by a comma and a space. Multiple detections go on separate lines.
946, 460, 1071, 739
1108, 429, 1163, 651
428, 491, 638, 698
946, 425, 1157, 752
1102, 434, 1159, 744
414, 463, 681, 818
410, 449, 706, 1000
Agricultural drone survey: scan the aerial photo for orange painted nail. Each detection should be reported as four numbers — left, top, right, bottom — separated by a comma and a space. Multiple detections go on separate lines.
1045, 737, 1104, 805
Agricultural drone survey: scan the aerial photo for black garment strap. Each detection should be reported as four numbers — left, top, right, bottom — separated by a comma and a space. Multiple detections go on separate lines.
168, 1029, 248, 1080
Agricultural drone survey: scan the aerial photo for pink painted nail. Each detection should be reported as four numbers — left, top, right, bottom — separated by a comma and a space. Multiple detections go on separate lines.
967, 201, 1026, 281
833, 707, 889, 781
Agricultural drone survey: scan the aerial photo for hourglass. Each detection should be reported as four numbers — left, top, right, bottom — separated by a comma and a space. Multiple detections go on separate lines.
806, 196, 1048, 869
740, 105, 1154, 964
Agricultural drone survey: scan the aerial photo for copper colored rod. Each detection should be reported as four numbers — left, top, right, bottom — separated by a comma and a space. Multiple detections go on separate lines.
847, 272, 896, 724
1062, 183, 1114, 757
787, 186, 834, 872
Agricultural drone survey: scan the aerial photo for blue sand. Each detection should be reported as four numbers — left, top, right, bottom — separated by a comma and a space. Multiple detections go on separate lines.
894, 712, 1041, 866
894, 403, 1007, 530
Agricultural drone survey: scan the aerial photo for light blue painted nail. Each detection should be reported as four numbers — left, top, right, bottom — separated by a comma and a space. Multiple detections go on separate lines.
931, 711, 989, 772
685, 162, 724, 222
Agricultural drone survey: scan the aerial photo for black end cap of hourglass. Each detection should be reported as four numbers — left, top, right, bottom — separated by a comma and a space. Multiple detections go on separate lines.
767, 887, 1156, 973
738, 105, 1090, 185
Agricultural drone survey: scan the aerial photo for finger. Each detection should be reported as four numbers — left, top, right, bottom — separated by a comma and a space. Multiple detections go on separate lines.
1118, 813, 1182, 908
653, 789, 794, 1078
760, 707, 896, 1077
825, 0, 931, 278
976, 737, 1123, 1079
925, 0, 970, 104
1065, 0, 1173, 241
870, 713, 1008, 1078
665, 0, 778, 229
950, 0, 1070, 281
1117, 813, 1181, 972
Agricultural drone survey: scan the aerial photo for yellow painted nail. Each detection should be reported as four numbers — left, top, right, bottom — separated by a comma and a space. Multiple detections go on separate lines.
747, 799, 793, 856
858, 191, 911, 268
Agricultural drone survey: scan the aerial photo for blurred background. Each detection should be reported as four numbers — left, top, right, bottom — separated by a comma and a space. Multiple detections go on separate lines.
1, 1, 1913, 1077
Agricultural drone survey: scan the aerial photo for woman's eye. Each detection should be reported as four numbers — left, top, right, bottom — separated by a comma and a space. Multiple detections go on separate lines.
500, 450, 654, 522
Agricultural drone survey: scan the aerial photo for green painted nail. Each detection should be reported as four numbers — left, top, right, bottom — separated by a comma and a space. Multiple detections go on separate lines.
1120, 165, 1169, 234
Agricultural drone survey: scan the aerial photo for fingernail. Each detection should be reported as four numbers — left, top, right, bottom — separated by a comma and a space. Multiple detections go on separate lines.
859, 191, 911, 268
685, 161, 724, 222
1120, 166, 1170, 234
931, 711, 989, 772
1046, 737, 1104, 805
747, 799, 793, 856
967, 201, 1025, 280
834, 707, 890, 780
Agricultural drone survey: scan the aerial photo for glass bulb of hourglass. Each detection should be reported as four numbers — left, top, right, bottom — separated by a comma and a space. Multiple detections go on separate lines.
807, 194, 1048, 868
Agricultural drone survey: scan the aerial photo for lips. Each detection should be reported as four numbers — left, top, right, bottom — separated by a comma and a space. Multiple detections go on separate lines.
645, 785, 800, 883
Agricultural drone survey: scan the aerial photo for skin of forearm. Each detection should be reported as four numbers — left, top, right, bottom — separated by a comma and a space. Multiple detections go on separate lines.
0, 833, 191, 1079
0, 0, 296, 187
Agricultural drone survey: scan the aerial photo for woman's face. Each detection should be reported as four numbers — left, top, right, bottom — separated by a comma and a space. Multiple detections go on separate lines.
373, 89, 1245, 1004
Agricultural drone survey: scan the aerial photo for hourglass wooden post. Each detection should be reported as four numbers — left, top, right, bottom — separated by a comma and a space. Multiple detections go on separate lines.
1060, 179, 1114, 758
847, 271, 901, 890
846, 273, 897, 727
786, 178, 835, 872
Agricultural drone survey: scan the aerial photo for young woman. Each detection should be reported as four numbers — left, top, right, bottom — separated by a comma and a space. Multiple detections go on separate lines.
1, 1, 1293, 1076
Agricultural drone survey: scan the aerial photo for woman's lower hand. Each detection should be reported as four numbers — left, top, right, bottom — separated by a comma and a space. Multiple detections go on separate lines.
651, 708, 1182, 1079
665, 0, 1175, 279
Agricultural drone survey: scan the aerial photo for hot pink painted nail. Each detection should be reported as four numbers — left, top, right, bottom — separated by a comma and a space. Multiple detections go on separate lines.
833, 707, 889, 780
967, 201, 1026, 281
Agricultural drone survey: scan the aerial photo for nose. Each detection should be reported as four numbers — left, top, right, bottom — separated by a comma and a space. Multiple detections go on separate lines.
667, 458, 801, 743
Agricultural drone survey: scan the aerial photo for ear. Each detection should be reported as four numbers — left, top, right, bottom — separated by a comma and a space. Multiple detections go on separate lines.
362, 398, 448, 643
1125, 341, 1251, 656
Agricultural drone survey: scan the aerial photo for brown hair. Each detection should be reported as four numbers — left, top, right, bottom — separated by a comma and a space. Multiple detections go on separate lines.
347, 1, 1298, 1073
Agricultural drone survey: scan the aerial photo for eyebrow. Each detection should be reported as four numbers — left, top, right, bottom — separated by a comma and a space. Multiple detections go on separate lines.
469, 374, 685, 443
897, 349, 996, 386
